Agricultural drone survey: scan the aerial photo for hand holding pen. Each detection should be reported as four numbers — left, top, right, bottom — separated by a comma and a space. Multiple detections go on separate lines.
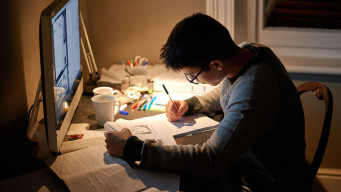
163, 84, 188, 122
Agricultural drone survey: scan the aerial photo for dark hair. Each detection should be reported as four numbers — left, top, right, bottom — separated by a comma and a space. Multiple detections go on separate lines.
160, 13, 238, 71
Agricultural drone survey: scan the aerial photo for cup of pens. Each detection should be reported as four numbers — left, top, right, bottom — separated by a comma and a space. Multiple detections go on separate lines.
125, 56, 149, 88
131, 65, 148, 75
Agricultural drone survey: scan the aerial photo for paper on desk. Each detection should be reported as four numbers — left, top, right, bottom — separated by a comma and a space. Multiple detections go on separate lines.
60, 123, 106, 154
99, 65, 126, 84
104, 120, 180, 191
152, 91, 197, 106
45, 145, 146, 192
104, 120, 176, 145
60, 137, 106, 154
117, 113, 219, 138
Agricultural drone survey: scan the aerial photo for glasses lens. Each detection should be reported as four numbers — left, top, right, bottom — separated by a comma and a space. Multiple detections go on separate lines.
185, 74, 199, 84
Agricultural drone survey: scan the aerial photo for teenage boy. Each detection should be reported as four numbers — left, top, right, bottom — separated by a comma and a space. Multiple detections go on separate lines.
105, 13, 307, 192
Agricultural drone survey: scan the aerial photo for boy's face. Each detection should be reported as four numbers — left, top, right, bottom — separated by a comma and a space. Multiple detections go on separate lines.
181, 65, 225, 86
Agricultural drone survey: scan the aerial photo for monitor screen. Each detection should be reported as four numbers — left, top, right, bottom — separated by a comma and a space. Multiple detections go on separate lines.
51, 0, 81, 123
40, 0, 83, 153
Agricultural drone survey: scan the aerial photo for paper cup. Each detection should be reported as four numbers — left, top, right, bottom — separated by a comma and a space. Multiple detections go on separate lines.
93, 86, 113, 96
91, 95, 120, 127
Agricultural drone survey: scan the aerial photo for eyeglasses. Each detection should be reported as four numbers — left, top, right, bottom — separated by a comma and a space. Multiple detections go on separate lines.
184, 65, 206, 84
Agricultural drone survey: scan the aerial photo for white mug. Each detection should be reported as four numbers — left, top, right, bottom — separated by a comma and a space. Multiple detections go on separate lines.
91, 95, 121, 127
93, 86, 113, 96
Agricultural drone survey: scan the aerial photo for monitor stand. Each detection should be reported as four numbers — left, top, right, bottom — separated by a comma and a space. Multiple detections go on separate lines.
27, 78, 88, 158
27, 78, 52, 159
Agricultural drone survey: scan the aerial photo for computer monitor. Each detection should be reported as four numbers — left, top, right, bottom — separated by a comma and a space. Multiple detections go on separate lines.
39, 0, 83, 153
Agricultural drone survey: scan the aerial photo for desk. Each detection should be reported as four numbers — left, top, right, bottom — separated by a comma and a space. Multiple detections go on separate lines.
0, 94, 217, 191
72, 94, 216, 146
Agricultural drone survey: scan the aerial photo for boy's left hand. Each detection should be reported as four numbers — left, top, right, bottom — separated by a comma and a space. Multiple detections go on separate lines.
105, 128, 132, 157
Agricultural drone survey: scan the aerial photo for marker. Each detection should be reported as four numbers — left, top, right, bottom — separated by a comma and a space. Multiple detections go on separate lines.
119, 110, 128, 115
142, 97, 152, 111
131, 102, 139, 109
147, 96, 157, 110
162, 84, 183, 122
137, 98, 147, 108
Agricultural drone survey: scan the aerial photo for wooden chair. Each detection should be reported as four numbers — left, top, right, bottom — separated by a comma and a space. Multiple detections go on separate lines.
297, 81, 333, 191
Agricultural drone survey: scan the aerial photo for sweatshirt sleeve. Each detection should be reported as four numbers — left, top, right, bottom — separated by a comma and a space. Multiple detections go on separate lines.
137, 70, 281, 178
185, 80, 223, 115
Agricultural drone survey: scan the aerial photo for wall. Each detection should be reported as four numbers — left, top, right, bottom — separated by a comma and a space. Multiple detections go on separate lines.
0, 0, 48, 180
0, 0, 205, 180
84, 0, 206, 73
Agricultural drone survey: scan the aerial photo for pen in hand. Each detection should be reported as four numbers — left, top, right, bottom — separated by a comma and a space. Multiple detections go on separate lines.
162, 84, 184, 122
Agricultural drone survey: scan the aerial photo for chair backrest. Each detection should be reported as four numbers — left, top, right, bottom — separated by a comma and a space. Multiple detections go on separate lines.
297, 81, 333, 189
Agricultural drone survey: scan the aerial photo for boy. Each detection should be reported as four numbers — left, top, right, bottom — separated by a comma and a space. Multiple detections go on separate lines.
105, 13, 307, 192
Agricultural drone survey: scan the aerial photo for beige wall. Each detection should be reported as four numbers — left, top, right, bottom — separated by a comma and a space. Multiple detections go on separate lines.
0, 0, 53, 179
84, 0, 206, 74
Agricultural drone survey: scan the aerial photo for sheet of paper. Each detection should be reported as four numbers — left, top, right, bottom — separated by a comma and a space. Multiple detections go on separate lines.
104, 121, 180, 191
45, 145, 146, 192
60, 124, 106, 154
105, 120, 176, 145
152, 92, 198, 106
60, 137, 106, 154
116, 113, 219, 137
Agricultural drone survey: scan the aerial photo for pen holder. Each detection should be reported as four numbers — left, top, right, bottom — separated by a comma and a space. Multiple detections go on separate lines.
129, 75, 148, 88
131, 66, 148, 75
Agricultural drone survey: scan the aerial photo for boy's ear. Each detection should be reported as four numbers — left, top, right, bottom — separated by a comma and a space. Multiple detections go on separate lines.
210, 60, 224, 70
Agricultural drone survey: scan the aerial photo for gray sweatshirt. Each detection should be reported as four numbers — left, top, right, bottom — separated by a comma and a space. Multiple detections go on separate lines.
124, 42, 307, 192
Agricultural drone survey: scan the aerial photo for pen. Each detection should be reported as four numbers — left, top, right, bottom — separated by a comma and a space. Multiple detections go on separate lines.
162, 84, 183, 122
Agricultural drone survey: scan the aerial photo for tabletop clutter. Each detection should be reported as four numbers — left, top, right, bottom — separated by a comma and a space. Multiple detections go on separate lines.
122, 55, 149, 91
90, 56, 170, 127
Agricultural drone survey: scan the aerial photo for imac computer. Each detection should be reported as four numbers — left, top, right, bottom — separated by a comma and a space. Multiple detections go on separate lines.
29, 0, 83, 153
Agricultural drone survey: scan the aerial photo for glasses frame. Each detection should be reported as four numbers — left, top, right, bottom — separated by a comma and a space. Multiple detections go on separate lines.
185, 65, 207, 84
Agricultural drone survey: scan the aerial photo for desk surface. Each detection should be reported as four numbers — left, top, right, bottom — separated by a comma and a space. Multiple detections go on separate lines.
73, 94, 215, 145
0, 94, 216, 191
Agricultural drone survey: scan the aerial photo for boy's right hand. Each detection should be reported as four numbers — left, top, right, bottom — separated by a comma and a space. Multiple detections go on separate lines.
165, 100, 188, 122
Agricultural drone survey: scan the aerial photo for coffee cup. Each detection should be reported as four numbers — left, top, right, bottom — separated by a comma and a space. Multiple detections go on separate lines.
91, 95, 121, 127
93, 86, 113, 96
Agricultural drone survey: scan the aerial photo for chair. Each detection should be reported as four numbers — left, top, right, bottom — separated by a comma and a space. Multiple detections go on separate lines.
297, 81, 333, 191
